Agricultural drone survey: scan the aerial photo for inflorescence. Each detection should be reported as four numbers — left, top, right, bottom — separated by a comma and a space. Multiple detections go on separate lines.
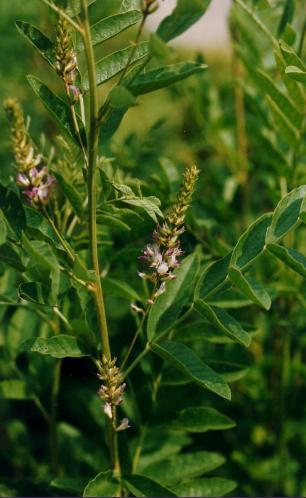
139, 165, 199, 304
4, 98, 56, 205
55, 17, 79, 102
97, 356, 130, 432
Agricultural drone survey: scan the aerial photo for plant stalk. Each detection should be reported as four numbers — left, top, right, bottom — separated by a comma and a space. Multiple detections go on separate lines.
80, 0, 120, 479
80, 0, 111, 361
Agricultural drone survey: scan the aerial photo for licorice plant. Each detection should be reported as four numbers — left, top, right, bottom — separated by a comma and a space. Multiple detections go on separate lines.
0, 0, 305, 497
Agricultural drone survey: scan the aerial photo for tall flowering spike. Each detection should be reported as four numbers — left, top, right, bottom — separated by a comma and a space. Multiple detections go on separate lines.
4, 98, 56, 206
139, 165, 199, 303
55, 17, 78, 92
97, 356, 130, 431
3, 98, 41, 172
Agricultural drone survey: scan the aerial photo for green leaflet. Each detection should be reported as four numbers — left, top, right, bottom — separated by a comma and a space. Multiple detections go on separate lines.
129, 62, 208, 95
122, 196, 163, 222
109, 86, 136, 108
0, 244, 25, 272
152, 341, 231, 400
124, 475, 176, 497
147, 254, 199, 341
266, 185, 306, 243
51, 478, 88, 496
0, 379, 34, 399
256, 69, 302, 128
0, 186, 26, 239
76, 11, 142, 50
141, 450, 225, 486
157, 0, 212, 42
53, 172, 84, 219
196, 253, 231, 300
27, 75, 86, 148
266, 95, 299, 146
18, 281, 57, 306
230, 213, 272, 270
20, 335, 90, 359
229, 268, 271, 310
166, 407, 236, 433
173, 477, 237, 497
22, 233, 57, 273
194, 300, 251, 347
285, 65, 306, 83
279, 39, 306, 71
84, 42, 149, 90
103, 277, 141, 301
277, 0, 295, 36
25, 206, 58, 246
15, 21, 55, 67
83, 471, 120, 497
274, 51, 305, 110
267, 243, 306, 278
0, 211, 7, 246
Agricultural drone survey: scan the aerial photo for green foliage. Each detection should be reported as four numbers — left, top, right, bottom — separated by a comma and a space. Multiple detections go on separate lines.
0, 0, 305, 496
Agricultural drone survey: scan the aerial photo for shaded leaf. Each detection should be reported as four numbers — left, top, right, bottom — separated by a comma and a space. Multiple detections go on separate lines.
142, 450, 225, 486
16, 21, 55, 67
266, 185, 306, 243
166, 407, 236, 433
27, 75, 85, 147
129, 62, 208, 95
20, 335, 90, 358
18, 281, 56, 306
230, 213, 272, 270
147, 254, 199, 341
229, 268, 271, 310
85, 42, 148, 90
0, 186, 26, 238
267, 243, 306, 277
173, 477, 237, 497
285, 65, 306, 83
124, 474, 176, 497
196, 253, 231, 300
122, 196, 163, 222
194, 300, 250, 347
157, 0, 212, 42
76, 11, 142, 50
0, 244, 25, 272
53, 171, 84, 218
152, 341, 231, 400
0, 379, 33, 400
103, 277, 141, 301
83, 471, 120, 497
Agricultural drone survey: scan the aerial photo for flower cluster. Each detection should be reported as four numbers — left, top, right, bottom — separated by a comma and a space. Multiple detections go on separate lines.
139, 165, 199, 303
4, 98, 56, 206
97, 356, 130, 432
55, 17, 79, 102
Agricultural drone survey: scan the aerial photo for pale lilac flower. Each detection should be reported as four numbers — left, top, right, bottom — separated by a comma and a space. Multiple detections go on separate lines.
103, 402, 113, 419
116, 418, 131, 432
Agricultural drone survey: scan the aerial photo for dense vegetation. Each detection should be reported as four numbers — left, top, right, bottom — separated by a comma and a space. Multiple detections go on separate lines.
0, 0, 305, 496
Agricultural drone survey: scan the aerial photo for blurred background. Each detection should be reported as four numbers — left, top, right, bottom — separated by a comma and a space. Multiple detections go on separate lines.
1, 1, 306, 497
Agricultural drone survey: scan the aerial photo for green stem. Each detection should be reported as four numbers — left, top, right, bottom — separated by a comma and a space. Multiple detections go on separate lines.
80, 0, 119, 479
80, 0, 111, 361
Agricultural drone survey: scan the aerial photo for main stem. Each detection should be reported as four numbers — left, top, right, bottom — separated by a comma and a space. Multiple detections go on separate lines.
80, 0, 120, 479
80, 0, 110, 361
